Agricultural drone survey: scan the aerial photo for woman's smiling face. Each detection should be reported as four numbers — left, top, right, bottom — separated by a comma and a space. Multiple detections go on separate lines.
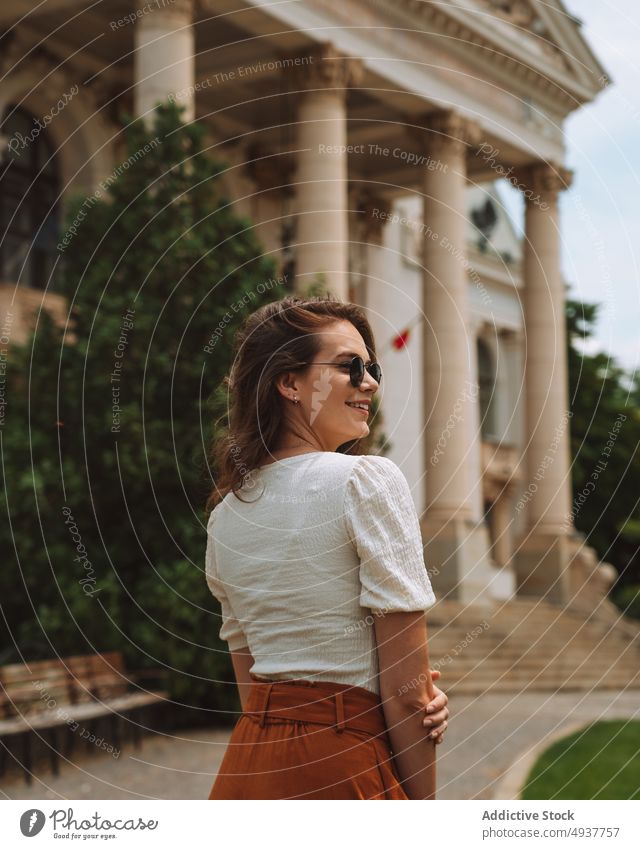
274, 320, 381, 453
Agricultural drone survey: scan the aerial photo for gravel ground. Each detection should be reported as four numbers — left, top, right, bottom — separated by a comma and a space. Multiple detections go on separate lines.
3, 689, 639, 800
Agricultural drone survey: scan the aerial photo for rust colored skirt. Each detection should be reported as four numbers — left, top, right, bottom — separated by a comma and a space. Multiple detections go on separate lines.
208, 675, 408, 800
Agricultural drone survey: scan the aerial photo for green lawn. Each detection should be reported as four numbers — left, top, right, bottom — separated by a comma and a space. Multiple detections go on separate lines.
521, 720, 640, 800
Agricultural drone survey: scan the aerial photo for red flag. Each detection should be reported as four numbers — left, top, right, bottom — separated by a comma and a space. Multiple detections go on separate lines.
392, 328, 410, 350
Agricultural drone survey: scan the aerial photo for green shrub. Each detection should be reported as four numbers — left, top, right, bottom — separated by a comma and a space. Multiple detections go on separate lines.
612, 584, 640, 621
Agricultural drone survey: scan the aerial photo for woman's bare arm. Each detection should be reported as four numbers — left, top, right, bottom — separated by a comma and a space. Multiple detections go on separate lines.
228, 637, 448, 741
230, 646, 254, 711
374, 610, 440, 800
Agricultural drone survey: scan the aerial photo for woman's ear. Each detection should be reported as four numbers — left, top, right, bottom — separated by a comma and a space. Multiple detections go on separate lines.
274, 372, 298, 402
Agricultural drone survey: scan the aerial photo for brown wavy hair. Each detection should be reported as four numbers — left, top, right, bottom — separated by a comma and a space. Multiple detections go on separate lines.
205, 295, 378, 513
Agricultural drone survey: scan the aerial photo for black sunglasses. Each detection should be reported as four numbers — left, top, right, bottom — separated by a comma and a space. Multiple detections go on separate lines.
296, 356, 382, 387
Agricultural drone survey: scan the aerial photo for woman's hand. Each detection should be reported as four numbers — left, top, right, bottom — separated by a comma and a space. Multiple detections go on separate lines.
422, 669, 448, 744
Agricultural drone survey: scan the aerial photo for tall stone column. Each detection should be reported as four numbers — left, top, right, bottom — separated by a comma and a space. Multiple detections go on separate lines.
289, 43, 363, 300
356, 192, 393, 442
134, 0, 195, 123
359, 192, 392, 313
513, 163, 574, 604
244, 142, 295, 285
411, 110, 496, 604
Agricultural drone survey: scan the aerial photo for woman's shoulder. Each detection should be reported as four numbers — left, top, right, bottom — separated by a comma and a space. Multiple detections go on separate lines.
348, 453, 406, 480
345, 454, 414, 505
322, 452, 405, 483
307, 451, 406, 483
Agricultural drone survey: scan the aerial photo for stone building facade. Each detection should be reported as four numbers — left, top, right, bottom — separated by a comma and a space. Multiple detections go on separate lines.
0, 0, 614, 610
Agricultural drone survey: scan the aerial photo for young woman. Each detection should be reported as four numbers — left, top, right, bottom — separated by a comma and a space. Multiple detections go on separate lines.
204, 295, 449, 800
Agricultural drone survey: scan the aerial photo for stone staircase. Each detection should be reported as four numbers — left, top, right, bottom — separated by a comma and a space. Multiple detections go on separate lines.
426, 598, 640, 694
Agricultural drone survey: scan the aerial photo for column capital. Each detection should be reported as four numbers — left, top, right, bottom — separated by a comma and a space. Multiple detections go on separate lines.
512, 162, 573, 199
410, 109, 483, 158
282, 41, 365, 92
145, 0, 194, 21
357, 192, 392, 244
244, 143, 295, 195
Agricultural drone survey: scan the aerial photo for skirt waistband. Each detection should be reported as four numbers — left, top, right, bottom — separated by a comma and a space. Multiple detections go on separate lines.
244, 676, 389, 739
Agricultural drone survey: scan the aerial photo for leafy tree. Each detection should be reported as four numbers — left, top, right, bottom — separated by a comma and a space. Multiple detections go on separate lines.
566, 298, 640, 609
0, 102, 281, 718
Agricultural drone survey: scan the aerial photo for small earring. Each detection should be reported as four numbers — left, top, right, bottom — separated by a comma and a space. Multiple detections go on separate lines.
294, 396, 300, 405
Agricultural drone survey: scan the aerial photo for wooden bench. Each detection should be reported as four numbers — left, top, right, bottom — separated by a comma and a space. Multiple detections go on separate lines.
0, 651, 169, 785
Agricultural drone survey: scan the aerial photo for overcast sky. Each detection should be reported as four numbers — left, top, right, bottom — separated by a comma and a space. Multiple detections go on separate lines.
498, 0, 639, 377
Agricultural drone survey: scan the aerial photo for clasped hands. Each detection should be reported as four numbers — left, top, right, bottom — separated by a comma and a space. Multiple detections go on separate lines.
422, 669, 448, 744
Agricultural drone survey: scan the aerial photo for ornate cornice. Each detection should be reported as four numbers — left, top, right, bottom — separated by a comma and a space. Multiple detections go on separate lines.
379, 0, 602, 109
306, 0, 604, 125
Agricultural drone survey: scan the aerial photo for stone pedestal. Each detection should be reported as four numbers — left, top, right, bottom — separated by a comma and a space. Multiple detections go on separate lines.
515, 531, 571, 605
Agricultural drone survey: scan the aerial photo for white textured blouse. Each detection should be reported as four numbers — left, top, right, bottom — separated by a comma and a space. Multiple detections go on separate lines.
205, 451, 436, 695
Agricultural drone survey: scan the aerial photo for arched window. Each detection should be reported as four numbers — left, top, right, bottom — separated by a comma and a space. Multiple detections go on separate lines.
1, 105, 60, 288
477, 337, 497, 438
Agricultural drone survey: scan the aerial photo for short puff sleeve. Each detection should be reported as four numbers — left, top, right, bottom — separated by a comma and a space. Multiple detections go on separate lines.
205, 509, 248, 651
344, 455, 436, 614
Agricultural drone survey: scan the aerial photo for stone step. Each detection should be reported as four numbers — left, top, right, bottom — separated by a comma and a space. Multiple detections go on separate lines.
430, 634, 627, 649
429, 640, 640, 657
429, 641, 637, 656
447, 677, 640, 694
429, 599, 637, 623
448, 669, 640, 685
430, 646, 638, 661
430, 618, 634, 634
434, 663, 640, 676
439, 663, 638, 679
424, 599, 640, 693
